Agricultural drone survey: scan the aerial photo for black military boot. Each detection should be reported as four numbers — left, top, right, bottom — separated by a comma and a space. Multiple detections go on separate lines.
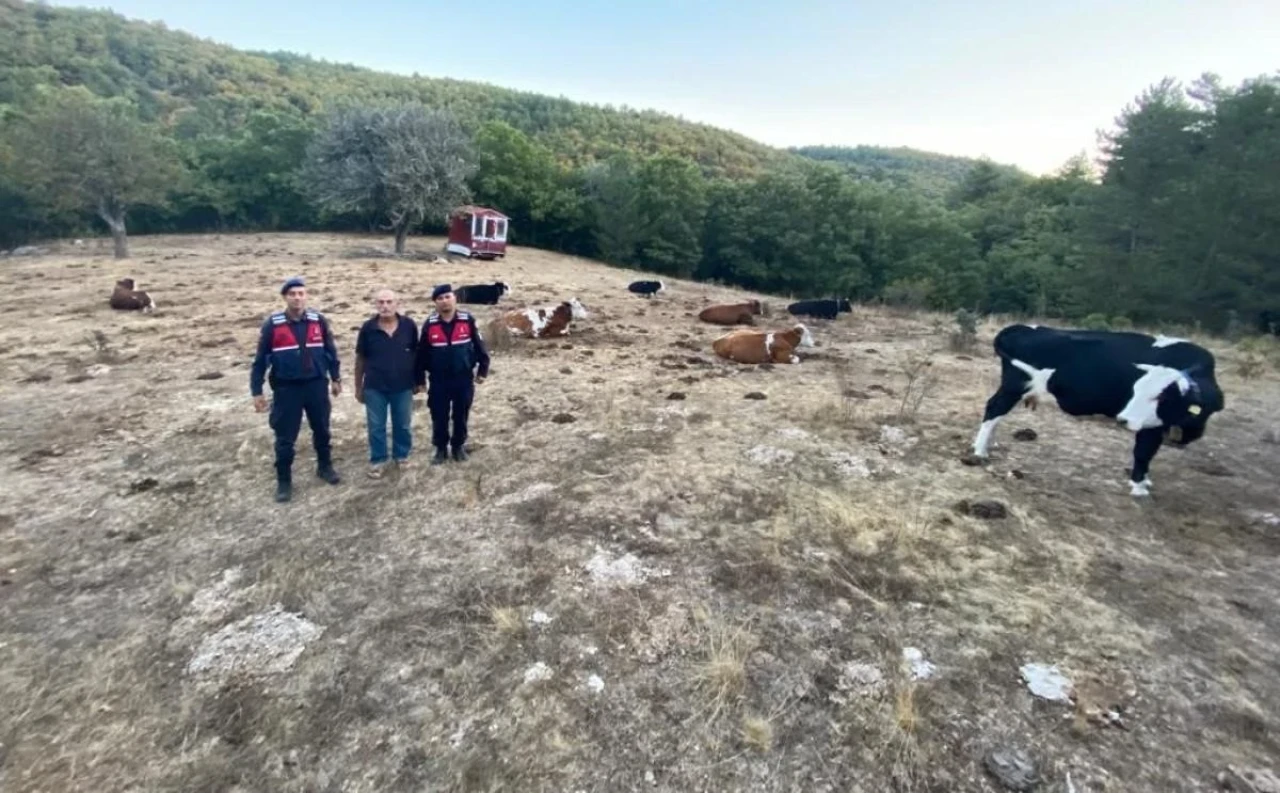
432, 447, 449, 465
275, 479, 292, 503
316, 464, 341, 485
452, 446, 469, 463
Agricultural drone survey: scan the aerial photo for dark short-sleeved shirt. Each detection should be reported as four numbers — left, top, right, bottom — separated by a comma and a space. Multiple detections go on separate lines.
355, 314, 419, 394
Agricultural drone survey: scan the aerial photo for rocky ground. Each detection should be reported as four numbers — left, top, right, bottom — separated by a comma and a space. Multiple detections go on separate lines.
1, 232, 1278, 792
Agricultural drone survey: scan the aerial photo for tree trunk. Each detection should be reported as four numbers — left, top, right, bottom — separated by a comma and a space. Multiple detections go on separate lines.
394, 221, 409, 255
98, 207, 129, 259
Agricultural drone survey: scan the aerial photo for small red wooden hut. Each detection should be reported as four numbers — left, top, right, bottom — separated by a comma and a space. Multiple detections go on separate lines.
446, 206, 509, 260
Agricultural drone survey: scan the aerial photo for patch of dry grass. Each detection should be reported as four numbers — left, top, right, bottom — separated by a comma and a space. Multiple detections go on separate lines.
690, 619, 757, 724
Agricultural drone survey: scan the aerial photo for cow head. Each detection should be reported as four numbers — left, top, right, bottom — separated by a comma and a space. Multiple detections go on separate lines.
567, 297, 588, 320
1119, 363, 1222, 440
1157, 370, 1224, 447
116, 278, 135, 291
497, 282, 510, 296
838, 299, 853, 313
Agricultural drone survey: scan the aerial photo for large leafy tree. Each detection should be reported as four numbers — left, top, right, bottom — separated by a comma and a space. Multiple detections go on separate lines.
300, 102, 474, 253
470, 120, 586, 250
10, 88, 183, 258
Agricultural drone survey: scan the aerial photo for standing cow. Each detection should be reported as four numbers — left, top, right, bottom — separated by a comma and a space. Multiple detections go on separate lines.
628, 280, 664, 298
971, 324, 1224, 497
787, 298, 851, 320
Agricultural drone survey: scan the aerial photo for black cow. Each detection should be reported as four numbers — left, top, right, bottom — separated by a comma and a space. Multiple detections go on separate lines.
453, 282, 510, 305
627, 280, 665, 298
972, 324, 1224, 497
787, 298, 852, 320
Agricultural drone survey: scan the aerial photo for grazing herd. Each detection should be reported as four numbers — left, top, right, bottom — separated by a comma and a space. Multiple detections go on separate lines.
103, 270, 1229, 498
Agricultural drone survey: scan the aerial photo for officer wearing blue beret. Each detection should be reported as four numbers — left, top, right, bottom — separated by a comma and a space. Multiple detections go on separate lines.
250, 276, 343, 502
413, 283, 490, 464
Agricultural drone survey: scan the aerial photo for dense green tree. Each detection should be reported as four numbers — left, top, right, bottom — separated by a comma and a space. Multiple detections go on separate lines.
470, 120, 586, 250
9, 88, 183, 257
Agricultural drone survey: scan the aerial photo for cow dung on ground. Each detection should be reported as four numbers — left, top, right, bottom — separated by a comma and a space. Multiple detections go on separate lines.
1013, 428, 1038, 441
954, 499, 1009, 519
196, 372, 225, 381
743, 392, 767, 400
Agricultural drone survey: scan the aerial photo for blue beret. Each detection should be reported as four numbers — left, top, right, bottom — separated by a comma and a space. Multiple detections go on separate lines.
431, 283, 453, 300
281, 275, 306, 294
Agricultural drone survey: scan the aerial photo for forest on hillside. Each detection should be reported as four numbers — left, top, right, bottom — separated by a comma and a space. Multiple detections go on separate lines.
1, 0, 1278, 332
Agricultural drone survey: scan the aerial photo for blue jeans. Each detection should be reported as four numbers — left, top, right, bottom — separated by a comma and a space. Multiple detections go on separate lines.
364, 388, 413, 464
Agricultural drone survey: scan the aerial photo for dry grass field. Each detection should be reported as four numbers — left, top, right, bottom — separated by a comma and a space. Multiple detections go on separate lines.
2, 232, 1279, 793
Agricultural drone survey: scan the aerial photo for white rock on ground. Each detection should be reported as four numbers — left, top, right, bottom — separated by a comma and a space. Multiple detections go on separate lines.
903, 647, 937, 680
530, 610, 553, 625
585, 547, 669, 588
497, 482, 557, 507
185, 604, 323, 682
746, 445, 796, 466
586, 674, 605, 693
1019, 662, 1074, 702
828, 452, 872, 479
776, 427, 811, 441
523, 662, 553, 684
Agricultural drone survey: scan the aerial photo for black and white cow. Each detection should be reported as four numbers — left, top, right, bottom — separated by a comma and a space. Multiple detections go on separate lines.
972, 324, 1224, 497
453, 282, 510, 305
787, 298, 852, 320
627, 280, 665, 298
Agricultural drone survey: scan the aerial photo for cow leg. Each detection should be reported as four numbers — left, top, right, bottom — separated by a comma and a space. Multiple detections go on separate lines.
973, 386, 1022, 457
1128, 428, 1164, 497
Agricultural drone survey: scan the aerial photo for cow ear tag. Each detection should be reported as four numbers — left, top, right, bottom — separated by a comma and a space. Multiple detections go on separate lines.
1188, 404, 1202, 415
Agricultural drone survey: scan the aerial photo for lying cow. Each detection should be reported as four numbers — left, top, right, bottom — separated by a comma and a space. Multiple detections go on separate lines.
971, 324, 1224, 497
501, 297, 588, 339
712, 323, 815, 365
787, 298, 851, 320
628, 280, 664, 298
454, 282, 510, 305
698, 300, 764, 326
109, 278, 157, 313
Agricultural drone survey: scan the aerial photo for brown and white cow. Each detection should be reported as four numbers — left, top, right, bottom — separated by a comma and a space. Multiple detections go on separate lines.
698, 299, 764, 326
501, 297, 589, 339
109, 278, 157, 313
712, 323, 815, 364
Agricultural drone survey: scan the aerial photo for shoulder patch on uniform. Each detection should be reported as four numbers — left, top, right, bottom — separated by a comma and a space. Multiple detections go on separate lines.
426, 313, 440, 323
457, 311, 472, 320
304, 310, 320, 321
270, 312, 287, 324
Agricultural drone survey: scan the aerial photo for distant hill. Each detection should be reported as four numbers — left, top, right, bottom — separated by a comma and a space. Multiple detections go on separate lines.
0, 0, 786, 178
790, 145, 1024, 201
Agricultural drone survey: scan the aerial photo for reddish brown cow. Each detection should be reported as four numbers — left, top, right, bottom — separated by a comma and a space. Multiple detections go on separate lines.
697, 299, 764, 326
712, 323, 815, 364
109, 278, 157, 313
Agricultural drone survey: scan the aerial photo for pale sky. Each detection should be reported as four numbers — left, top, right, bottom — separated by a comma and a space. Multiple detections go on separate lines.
54, 0, 1280, 174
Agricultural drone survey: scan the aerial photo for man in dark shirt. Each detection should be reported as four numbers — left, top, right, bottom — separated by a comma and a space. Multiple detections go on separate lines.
250, 275, 342, 503
414, 283, 491, 464
355, 288, 418, 478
